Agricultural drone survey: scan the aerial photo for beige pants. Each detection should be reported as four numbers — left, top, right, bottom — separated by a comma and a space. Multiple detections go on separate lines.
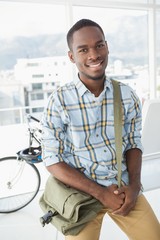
65, 194, 160, 240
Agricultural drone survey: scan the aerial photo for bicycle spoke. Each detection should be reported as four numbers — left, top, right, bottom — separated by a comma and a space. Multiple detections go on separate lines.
0, 157, 40, 213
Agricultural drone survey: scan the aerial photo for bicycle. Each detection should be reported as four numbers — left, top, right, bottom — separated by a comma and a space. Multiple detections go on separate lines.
0, 114, 43, 213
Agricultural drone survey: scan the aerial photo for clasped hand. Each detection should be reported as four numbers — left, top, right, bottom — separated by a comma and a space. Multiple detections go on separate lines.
100, 184, 139, 216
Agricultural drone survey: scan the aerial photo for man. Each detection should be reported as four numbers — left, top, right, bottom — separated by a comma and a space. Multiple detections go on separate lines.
41, 19, 160, 239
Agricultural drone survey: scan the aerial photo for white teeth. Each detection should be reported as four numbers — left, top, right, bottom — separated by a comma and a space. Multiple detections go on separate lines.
89, 63, 101, 68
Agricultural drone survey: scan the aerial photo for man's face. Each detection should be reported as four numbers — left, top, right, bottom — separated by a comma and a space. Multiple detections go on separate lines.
68, 26, 109, 82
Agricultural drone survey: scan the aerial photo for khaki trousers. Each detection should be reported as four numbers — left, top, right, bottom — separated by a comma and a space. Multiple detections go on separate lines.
65, 194, 160, 240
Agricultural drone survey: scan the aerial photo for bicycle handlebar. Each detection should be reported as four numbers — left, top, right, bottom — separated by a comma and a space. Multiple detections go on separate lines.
27, 114, 40, 123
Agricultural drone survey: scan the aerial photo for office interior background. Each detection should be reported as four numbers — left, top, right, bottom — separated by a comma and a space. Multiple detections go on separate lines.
0, 0, 160, 125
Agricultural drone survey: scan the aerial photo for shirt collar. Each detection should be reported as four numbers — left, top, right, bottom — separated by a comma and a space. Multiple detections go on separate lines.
74, 75, 88, 97
74, 74, 112, 97
105, 77, 112, 91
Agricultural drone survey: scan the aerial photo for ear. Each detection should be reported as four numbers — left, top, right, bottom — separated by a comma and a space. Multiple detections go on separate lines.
68, 50, 75, 63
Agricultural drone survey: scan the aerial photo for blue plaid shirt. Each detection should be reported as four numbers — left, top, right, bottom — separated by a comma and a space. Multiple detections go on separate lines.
41, 77, 143, 187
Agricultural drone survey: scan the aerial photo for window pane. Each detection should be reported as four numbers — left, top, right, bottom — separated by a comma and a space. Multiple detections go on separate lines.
156, 11, 160, 97
32, 107, 44, 113
32, 83, 43, 90
0, 1, 69, 124
31, 93, 44, 101
0, 2, 68, 69
73, 6, 148, 102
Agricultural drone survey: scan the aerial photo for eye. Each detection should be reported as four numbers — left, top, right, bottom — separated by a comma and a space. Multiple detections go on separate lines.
79, 48, 88, 53
97, 43, 105, 49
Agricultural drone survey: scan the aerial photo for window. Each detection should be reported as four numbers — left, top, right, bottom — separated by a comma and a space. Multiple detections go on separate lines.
32, 107, 44, 113
73, 6, 148, 101
32, 83, 42, 90
47, 92, 53, 98
156, 11, 160, 97
27, 63, 39, 67
0, 0, 160, 125
31, 93, 44, 101
13, 91, 21, 106
0, 1, 68, 123
32, 74, 44, 78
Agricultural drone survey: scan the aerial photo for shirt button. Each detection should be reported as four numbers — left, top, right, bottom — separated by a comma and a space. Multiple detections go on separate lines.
104, 149, 107, 152
96, 134, 99, 137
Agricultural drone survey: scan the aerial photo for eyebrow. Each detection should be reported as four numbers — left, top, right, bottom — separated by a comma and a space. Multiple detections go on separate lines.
76, 40, 105, 50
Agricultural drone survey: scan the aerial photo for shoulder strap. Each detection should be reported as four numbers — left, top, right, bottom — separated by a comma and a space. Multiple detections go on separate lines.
112, 80, 122, 188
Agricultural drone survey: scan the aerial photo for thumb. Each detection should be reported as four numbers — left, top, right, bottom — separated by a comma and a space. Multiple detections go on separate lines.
113, 187, 124, 195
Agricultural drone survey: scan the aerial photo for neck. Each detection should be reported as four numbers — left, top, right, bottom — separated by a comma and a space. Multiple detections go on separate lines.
79, 75, 105, 97
91, 84, 104, 97
87, 81, 104, 97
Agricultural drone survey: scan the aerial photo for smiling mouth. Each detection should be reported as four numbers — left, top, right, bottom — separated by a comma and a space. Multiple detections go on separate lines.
87, 61, 103, 68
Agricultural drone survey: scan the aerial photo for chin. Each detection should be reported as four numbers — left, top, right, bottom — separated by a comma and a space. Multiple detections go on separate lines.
90, 73, 105, 81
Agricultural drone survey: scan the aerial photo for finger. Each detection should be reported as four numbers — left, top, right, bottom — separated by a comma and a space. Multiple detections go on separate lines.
113, 187, 125, 195
120, 193, 125, 199
112, 200, 134, 216
112, 205, 128, 216
111, 184, 119, 190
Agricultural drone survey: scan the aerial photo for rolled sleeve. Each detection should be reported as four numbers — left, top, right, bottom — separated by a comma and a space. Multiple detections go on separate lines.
41, 93, 67, 167
124, 89, 144, 153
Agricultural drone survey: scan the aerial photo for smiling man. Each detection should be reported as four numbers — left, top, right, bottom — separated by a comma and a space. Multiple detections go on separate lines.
67, 23, 109, 95
41, 19, 160, 240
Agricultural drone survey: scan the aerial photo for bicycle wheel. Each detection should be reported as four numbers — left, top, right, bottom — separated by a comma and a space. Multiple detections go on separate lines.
0, 156, 41, 213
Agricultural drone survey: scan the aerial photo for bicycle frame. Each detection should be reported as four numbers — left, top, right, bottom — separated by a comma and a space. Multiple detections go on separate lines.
17, 114, 42, 164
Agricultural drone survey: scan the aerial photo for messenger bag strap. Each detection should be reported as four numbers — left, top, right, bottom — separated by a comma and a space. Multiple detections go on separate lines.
112, 80, 123, 188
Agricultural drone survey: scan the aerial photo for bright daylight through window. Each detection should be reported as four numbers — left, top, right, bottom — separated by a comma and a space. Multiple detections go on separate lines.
0, 1, 160, 126
73, 6, 149, 102
0, 1, 69, 125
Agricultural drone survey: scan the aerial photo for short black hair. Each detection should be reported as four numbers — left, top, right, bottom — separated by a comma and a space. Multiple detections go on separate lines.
67, 19, 105, 50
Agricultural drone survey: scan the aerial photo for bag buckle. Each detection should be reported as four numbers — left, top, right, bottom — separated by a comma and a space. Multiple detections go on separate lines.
40, 210, 57, 227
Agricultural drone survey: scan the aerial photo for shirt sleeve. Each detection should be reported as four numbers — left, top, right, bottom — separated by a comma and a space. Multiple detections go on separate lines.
123, 86, 144, 153
41, 92, 69, 167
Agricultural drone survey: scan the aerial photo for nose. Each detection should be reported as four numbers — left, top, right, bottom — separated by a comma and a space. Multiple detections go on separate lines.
88, 48, 100, 60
